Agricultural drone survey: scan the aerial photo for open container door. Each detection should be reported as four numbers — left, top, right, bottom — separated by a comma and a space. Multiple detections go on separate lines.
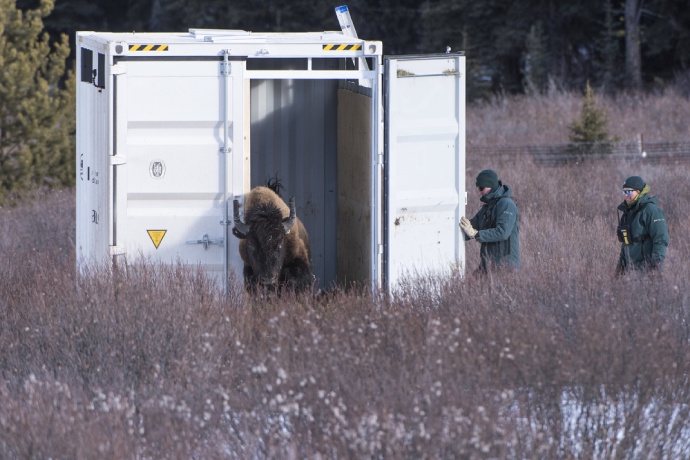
384, 53, 466, 289
113, 54, 247, 289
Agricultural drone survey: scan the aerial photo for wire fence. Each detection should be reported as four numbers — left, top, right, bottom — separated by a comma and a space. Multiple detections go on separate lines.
467, 141, 690, 167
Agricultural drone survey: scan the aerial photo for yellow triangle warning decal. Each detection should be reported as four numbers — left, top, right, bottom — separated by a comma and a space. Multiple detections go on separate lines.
147, 230, 167, 249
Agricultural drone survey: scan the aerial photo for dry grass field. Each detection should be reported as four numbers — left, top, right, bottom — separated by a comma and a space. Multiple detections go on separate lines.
1, 88, 689, 458
467, 85, 690, 145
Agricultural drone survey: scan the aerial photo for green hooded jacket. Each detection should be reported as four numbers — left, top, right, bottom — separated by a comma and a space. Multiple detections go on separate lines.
616, 185, 669, 273
466, 182, 520, 271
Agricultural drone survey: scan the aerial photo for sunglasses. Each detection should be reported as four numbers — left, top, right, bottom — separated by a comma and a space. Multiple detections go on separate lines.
477, 186, 490, 191
623, 189, 636, 195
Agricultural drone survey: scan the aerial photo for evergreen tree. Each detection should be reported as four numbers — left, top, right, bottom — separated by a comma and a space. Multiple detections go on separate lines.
640, 0, 690, 88
597, 0, 623, 93
568, 81, 614, 156
0, 0, 75, 203
524, 22, 549, 95
624, 0, 643, 88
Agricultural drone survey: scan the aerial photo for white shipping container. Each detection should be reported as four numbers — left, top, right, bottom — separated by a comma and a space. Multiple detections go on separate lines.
76, 27, 465, 292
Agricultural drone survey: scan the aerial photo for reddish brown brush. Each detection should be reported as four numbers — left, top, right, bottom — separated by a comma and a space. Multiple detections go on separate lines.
1, 89, 688, 458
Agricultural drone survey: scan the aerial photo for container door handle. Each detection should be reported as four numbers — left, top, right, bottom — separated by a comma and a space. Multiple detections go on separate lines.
186, 234, 224, 250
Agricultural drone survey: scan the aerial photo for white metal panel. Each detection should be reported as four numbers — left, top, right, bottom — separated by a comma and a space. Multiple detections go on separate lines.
116, 59, 239, 284
384, 54, 466, 287
76, 29, 384, 291
77, 29, 381, 65
76, 37, 111, 269
372, 61, 384, 291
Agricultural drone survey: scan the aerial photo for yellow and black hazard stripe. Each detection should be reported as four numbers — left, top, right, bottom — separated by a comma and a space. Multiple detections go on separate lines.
322, 44, 362, 51
129, 44, 169, 52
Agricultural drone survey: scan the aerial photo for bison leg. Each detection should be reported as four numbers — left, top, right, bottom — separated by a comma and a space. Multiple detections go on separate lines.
279, 260, 314, 293
243, 265, 259, 292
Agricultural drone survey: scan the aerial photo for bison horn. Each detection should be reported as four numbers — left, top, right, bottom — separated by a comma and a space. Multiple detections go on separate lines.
282, 197, 296, 234
232, 200, 249, 238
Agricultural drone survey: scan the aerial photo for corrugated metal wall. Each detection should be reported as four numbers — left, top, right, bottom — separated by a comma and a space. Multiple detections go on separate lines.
249, 77, 339, 289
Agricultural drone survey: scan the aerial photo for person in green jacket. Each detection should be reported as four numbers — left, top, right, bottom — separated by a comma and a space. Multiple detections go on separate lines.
616, 175, 669, 275
460, 169, 520, 272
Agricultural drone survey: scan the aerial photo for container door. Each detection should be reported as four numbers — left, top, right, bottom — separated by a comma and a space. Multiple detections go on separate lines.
113, 58, 245, 287
384, 54, 466, 288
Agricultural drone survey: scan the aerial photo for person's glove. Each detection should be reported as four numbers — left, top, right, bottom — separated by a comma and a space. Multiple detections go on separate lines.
460, 216, 478, 239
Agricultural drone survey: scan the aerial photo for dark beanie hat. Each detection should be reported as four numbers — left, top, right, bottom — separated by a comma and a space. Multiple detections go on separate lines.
476, 169, 499, 189
623, 176, 646, 191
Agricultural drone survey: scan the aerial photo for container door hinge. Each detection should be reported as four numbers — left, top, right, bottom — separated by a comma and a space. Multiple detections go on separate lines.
186, 234, 224, 250
220, 60, 231, 76
109, 245, 125, 256
111, 63, 127, 75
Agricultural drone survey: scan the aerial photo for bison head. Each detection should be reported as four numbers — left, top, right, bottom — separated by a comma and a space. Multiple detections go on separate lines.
233, 197, 296, 288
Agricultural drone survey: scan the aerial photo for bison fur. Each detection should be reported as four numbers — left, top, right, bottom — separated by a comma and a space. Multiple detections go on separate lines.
233, 186, 314, 293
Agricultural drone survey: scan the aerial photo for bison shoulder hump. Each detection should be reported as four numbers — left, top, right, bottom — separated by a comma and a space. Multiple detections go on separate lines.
245, 186, 290, 217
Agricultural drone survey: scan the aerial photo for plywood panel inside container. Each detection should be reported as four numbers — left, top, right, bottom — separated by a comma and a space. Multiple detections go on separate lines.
337, 89, 372, 285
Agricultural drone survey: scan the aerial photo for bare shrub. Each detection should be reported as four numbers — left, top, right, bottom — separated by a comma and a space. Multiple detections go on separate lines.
467, 84, 690, 144
1, 99, 689, 458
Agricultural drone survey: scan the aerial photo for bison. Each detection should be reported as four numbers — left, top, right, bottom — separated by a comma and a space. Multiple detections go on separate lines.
232, 185, 314, 293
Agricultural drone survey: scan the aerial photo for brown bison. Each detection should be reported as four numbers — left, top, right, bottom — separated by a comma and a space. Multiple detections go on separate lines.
232, 186, 314, 293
